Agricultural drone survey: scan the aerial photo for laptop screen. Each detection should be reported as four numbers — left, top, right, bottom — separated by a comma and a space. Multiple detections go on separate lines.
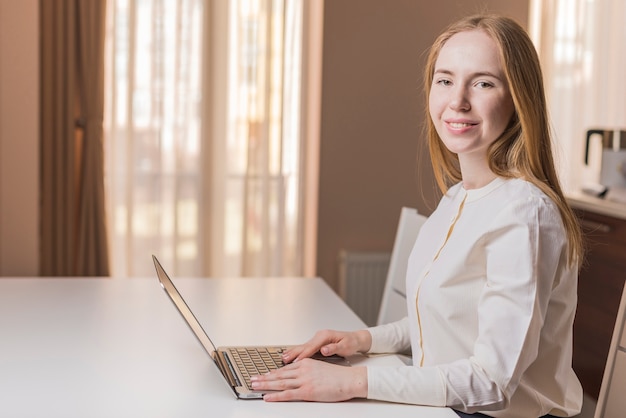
152, 255, 218, 359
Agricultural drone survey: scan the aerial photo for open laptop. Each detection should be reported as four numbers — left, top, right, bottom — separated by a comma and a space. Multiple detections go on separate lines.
152, 255, 350, 399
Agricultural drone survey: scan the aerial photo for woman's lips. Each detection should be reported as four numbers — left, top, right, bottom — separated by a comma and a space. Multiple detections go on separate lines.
445, 120, 478, 131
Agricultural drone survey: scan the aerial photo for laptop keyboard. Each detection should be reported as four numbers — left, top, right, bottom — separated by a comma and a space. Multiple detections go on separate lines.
227, 347, 286, 389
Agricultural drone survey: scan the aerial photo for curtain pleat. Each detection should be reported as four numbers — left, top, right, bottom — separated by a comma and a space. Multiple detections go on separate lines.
40, 0, 77, 275
75, 0, 110, 276
40, 0, 110, 276
237, 0, 304, 277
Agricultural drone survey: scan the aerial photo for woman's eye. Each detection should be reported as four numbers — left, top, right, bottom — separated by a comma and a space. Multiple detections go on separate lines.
435, 79, 452, 86
476, 81, 494, 89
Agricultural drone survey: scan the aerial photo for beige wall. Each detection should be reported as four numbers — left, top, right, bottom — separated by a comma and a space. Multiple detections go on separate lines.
317, 0, 530, 290
0, 0, 39, 276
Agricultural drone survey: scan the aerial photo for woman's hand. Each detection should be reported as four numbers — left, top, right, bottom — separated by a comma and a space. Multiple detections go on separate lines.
250, 359, 367, 402
281, 329, 372, 364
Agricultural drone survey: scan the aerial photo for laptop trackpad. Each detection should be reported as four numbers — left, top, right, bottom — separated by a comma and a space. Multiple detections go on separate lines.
310, 351, 351, 366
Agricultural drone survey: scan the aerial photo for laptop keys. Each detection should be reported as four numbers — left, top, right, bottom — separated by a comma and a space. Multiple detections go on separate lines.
229, 347, 286, 389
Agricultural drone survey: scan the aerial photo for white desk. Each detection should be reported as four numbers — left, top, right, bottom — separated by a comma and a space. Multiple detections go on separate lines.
0, 277, 455, 418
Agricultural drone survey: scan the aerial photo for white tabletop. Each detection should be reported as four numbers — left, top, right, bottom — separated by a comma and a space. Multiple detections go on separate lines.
0, 277, 455, 418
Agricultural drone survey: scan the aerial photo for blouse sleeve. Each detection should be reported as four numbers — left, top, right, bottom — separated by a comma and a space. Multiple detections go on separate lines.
367, 316, 411, 354
366, 317, 448, 406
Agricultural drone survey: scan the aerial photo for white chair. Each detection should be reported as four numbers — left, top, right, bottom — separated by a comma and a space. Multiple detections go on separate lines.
376, 207, 427, 326
594, 284, 626, 418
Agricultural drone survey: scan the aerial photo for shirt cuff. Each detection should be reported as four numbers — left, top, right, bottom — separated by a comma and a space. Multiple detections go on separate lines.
367, 365, 447, 406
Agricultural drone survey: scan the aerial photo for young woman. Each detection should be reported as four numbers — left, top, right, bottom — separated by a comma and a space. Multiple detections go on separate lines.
251, 14, 584, 418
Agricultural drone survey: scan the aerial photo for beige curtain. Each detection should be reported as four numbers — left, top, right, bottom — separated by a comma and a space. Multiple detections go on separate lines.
40, 0, 110, 276
40, 0, 76, 275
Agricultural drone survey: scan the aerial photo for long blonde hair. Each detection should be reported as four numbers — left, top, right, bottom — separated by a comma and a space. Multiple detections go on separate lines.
423, 15, 583, 267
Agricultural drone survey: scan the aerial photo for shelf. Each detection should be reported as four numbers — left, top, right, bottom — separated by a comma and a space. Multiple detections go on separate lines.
567, 192, 626, 221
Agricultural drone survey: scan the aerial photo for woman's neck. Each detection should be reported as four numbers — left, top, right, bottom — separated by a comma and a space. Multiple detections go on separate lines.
459, 155, 497, 190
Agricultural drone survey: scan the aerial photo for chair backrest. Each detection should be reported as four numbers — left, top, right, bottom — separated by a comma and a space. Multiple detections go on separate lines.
594, 284, 626, 418
376, 207, 427, 326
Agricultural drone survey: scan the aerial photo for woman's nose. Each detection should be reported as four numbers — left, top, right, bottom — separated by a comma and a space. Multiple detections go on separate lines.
449, 87, 470, 111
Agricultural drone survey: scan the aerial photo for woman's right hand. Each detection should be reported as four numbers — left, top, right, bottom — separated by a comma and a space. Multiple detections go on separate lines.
281, 329, 372, 364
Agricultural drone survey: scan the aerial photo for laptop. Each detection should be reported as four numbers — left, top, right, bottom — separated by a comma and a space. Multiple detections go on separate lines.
152, 255, 350, 399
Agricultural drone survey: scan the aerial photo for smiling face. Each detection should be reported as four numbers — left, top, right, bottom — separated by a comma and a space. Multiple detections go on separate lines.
428, 29, 515, 171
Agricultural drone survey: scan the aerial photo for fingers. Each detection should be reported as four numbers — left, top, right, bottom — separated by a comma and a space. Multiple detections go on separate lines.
282, 331, 334, 362
319, 342, 339, 356
250, 363, 299, 394
281, 329, 365, 364
281, 346, 308, 363
263, 389, 298, 402
251, 360, 314, 402
253, 363, 298, 382
251, 360, 367, 402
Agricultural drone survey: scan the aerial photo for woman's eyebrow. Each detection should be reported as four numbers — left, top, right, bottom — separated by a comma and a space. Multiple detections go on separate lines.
472, 70, 504, 80
434, 68, 504, 81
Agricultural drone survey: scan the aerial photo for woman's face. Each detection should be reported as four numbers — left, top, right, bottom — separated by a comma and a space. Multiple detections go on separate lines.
429, 29, 515, 162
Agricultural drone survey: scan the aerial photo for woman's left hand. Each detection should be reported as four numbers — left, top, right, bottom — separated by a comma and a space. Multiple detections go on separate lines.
250, 358, 367, 402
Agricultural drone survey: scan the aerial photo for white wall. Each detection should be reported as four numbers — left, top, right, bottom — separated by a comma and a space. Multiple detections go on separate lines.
0, 0, 39, 275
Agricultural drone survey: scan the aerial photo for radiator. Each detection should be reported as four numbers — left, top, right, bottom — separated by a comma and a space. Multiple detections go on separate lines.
338, 250, 391, 326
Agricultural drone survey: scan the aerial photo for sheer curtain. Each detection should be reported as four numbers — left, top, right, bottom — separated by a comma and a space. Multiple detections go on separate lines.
529, 0, 626, 192
104, 0, 321, 277
207, 0, 308, 277
104, 0, 204, 277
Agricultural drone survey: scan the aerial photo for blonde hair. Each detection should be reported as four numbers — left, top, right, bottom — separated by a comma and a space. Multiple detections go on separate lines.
423, 14, 583, 267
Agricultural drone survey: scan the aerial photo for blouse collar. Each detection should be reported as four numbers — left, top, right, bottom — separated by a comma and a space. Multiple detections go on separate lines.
462, 177, 507, 203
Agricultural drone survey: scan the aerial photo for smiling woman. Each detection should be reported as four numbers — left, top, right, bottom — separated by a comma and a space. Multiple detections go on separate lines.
428, 29, 515, 189
250, 14, 583, 418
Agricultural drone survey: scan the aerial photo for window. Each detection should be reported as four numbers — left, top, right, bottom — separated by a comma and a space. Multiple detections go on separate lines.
530, 0, 626, 192
104, 0, 322, 277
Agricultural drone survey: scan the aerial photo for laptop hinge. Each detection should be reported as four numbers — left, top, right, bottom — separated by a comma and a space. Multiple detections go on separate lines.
216, 351, 242, 388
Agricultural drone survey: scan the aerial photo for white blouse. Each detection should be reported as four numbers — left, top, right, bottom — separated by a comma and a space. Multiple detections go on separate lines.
366, 177, 583, 418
